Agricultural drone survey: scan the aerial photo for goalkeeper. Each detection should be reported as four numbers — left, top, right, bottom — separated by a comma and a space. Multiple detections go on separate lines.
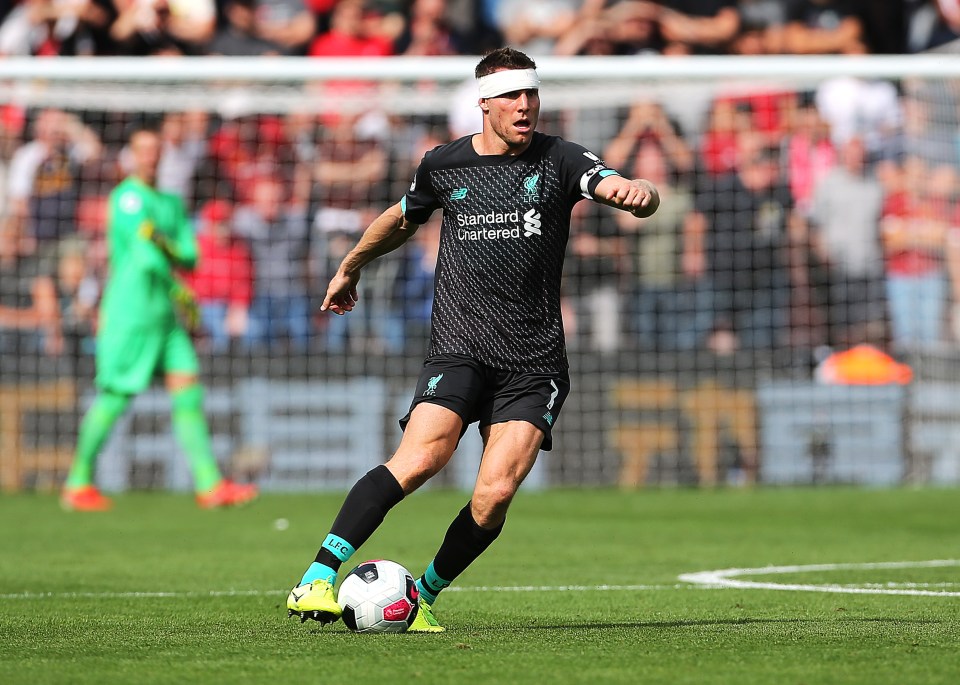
61, 125, 257, 511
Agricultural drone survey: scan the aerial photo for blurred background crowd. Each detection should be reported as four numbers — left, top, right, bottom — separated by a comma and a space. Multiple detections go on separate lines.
2, 0, 960, 381
0, 0, 946, 59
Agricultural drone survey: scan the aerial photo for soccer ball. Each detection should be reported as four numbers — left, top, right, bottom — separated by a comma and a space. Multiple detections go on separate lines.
337, 559, 420, 633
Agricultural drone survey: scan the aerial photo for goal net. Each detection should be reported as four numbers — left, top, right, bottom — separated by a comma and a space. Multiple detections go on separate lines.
2, 55, 960, 492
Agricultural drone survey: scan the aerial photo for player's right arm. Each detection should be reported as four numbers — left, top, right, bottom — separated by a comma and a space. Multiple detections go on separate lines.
324, 148, 441, 315
109, 185, 170, 277
322, 202, 421, 315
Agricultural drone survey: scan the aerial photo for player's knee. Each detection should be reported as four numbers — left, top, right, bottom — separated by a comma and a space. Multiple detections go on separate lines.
170, 383, 203, 412
93, 390, 131, 421
387, 450, 448, 493
471, 496, 512, 529
474, 480, 519, 516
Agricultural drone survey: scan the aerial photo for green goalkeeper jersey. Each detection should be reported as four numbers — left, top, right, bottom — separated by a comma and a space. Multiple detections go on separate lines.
100, 177, 197, 332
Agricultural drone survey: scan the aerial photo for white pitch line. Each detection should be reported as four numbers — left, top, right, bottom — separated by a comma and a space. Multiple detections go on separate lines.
5, 562, 957, 601
0, 583, 703, 601
679, 559, 960, 597
852, 583, 960, 589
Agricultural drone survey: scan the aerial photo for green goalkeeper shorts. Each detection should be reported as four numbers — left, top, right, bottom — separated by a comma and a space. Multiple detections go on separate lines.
95, 322, 199, 395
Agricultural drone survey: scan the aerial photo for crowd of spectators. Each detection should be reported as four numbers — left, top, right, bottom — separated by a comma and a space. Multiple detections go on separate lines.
0, 1, 955, 59
2, 1, 960, 377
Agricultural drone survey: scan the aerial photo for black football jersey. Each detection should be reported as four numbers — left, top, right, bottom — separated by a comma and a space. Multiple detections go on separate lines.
402, 132, 620, 372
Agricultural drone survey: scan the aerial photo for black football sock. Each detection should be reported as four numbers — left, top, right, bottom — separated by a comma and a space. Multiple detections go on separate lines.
303, 465, 404, 584
417, 502, 504, 604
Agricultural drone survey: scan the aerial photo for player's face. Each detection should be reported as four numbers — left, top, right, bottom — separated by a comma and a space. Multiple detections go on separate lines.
482, 88, 540, 152
129, 131, 162, 185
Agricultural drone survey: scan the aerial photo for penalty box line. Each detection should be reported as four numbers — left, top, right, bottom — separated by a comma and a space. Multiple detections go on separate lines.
679, 559, 960, 598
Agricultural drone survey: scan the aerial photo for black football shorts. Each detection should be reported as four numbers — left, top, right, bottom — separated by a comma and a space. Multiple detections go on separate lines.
399, 354, 571, 451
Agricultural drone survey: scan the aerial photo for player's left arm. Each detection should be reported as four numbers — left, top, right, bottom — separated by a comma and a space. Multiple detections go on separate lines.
593, 175, 660, 219
140, 197, 199, 270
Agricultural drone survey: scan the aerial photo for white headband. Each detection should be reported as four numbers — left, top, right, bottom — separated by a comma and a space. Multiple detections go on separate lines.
477, 69, 540, 99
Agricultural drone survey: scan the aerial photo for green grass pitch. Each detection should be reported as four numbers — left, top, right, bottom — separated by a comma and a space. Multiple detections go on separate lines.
2, 488, 959, 684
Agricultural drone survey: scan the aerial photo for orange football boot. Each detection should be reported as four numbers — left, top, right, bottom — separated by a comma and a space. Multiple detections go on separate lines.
196, 480, 258, 509
61, 485, 113, 512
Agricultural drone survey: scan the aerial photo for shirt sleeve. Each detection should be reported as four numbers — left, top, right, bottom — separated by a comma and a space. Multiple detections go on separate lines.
401, 149, 442, 225
110, 185, 168, 277
167, 195, 199, 270
109, 186, 147, 251
556, 139, 622, 203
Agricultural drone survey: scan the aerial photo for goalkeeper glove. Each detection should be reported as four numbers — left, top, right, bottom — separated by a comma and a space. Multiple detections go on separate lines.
139, 221, 176, 261
170, 281, 201, 332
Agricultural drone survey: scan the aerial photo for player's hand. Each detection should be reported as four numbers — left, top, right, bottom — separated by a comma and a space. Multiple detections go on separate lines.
138, 221, 155, 242
605, 179, 659, 218
321, 270, 360, 315
170, 280, 201, 332
139, 221, 174, 258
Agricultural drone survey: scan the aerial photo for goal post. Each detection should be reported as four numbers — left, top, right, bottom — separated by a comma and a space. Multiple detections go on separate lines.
2, 55, 960, 492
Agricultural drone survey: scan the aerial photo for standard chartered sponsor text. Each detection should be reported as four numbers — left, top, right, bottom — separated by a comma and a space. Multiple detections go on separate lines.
456, 210, 524, 240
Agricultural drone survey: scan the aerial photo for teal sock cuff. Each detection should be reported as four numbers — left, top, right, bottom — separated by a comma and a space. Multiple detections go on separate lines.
415, 578, 438, 605
417, 562, 451, 605
171, 383, 203, 411
423, 562, 451, 592
301, 562, 337, 586
321, 534, 355, 563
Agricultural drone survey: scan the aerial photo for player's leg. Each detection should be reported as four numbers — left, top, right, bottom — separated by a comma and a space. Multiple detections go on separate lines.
163, 326, 257, 508
62, 327, 159, 511
288, 402, 463, 624
62, 390, 132, 511
409, 421, 543, 632
411, 370, 569, 631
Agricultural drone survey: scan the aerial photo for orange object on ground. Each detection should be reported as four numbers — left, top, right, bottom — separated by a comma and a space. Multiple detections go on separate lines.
61, 485, 113, 512
816, 344, 913, 385
196, 480, 259, 509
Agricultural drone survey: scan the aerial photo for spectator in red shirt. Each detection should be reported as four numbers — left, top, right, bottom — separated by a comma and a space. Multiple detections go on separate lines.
786, 91, 836, 216
881, 157, 954, 348
307, 0, 394, 126
307, 0, 393, 57
698, 97, 753, 179
207, 114, 294, 205
185, 199, 254, 353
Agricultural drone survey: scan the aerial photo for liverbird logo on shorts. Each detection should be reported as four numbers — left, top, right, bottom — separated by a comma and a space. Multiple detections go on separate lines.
424, 373, 444, 397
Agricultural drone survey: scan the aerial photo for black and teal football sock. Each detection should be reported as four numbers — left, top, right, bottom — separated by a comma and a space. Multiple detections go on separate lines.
301, 465, 404, 585
417, 502, 503, 605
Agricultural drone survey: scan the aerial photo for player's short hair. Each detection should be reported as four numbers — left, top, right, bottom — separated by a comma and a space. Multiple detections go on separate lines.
126, 120, 161, 143
475, 48, 537, 79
